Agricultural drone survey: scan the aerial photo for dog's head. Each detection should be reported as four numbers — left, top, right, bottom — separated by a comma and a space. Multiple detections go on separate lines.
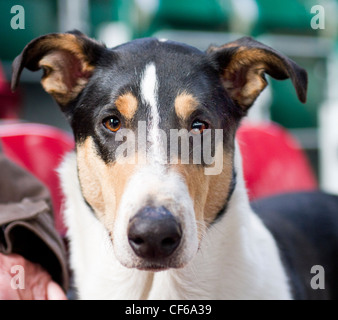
12, 31, 307, 271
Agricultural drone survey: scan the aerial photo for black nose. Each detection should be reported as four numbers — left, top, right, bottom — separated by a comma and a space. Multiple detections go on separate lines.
128, 206, 182, 260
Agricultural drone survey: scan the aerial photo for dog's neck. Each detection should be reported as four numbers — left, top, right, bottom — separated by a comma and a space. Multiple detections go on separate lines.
59, 145, 292, 299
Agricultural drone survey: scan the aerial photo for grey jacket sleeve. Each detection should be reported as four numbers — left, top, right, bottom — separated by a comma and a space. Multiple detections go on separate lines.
0, 143, 69, 291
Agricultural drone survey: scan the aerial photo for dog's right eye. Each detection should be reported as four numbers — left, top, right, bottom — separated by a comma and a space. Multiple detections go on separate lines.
190, 120, 209, 134
103, 116, 121, 132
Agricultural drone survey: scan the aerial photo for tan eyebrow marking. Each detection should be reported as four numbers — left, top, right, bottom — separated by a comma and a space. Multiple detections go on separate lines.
175, 92, 199, 121
115, 92, 138, 120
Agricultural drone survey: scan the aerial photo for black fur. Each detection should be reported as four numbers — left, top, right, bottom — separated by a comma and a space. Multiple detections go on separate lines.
252, 191, 338, 300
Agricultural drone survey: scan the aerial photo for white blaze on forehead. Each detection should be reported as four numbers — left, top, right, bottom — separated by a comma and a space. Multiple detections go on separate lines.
141, 63, 158, 111
140, 63, 165, 165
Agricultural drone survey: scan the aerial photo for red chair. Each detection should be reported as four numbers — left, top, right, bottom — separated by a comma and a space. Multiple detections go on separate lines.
0, 121, 317, 236
237, 121, 317, 200
0, 123, 74, 237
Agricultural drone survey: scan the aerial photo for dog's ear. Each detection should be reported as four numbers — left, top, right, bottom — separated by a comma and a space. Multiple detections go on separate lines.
207, 36, 308, 112
11, 30, 106, 109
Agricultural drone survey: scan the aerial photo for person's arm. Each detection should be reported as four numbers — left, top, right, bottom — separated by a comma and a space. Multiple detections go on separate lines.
0, 143, 68, 299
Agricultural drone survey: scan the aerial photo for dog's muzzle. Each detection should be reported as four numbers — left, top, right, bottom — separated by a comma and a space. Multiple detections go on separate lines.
128, 206, 182, 261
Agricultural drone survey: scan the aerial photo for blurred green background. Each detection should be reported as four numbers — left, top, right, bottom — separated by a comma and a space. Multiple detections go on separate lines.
0, 0, 338, 181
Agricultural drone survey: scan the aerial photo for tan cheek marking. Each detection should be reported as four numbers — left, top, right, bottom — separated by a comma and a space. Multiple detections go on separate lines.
77, 138, 106, 218
172, 150, 233, 238
203, 151, 233, 224
115, 93, 138, 120
173, 164, 209, 241
77, 137, 140, 234
175, 92, 199, 121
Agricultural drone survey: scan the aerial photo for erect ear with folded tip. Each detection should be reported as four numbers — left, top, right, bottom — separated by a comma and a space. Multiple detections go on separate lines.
11, 30, 107, 109
207, 36, 308, 112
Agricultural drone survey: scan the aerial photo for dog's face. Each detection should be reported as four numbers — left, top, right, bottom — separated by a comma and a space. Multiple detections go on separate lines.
12, 31, 307, 271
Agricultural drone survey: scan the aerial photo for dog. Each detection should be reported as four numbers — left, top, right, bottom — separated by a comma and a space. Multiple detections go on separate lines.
11, 31, 338, 299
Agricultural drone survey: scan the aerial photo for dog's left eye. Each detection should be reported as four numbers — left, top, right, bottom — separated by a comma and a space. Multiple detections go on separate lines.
103, 116, 121, 132
190, 120, 209, 134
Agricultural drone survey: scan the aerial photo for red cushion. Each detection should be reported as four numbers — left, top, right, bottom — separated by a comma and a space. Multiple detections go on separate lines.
237, 121, 317, 200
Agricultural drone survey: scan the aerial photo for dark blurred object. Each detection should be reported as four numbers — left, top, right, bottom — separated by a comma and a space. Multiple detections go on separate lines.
0, 62, 21, 119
